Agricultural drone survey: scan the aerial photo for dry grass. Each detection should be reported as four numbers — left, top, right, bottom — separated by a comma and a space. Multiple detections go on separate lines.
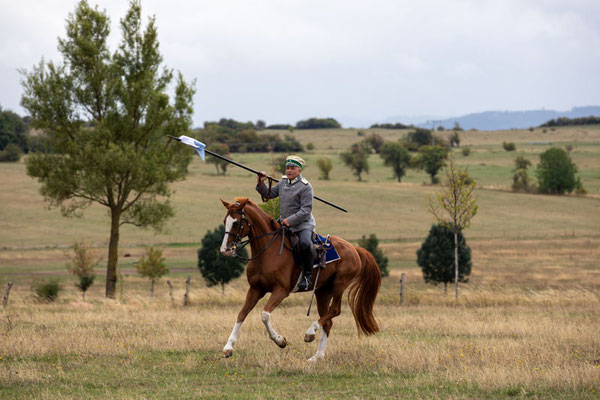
1, 126, 600, 398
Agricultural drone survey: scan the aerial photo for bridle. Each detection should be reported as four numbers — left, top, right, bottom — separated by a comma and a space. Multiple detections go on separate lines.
224, 208, 286, 261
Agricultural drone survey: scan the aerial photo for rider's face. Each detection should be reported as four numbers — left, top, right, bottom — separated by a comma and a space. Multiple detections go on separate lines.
285, 165, 301, 180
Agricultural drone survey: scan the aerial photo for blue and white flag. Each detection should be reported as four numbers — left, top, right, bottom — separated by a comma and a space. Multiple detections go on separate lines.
177, 135, 206, 161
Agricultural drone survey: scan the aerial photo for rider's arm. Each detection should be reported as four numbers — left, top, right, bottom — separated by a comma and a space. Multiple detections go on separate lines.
256, 173, 280, 199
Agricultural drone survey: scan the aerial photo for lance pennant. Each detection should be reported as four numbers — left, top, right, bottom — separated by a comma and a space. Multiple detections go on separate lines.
167, 135, 348, 213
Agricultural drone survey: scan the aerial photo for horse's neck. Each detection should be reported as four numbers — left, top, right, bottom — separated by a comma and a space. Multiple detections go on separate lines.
244, 203, 275, 237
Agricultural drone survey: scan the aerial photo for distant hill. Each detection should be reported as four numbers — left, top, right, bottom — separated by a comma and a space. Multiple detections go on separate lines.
411, 106, 600, 131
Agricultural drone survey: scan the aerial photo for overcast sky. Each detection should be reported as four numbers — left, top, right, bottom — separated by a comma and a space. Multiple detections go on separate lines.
1, 0, 599, 127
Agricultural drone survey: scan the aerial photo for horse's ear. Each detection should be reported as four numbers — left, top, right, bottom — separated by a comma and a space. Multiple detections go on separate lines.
237, 198, 249, 208
220, 199, 231, 208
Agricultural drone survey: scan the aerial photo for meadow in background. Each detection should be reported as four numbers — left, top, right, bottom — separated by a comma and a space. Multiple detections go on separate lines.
1, 126, 599, 399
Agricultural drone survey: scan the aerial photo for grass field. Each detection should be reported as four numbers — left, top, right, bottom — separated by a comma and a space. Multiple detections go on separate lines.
1, 126, 599, 399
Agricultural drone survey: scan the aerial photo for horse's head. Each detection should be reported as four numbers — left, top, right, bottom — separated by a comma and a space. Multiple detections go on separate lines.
219, 198, 251, 256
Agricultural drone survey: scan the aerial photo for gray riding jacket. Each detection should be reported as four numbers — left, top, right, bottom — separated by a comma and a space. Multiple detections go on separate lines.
256, 174, 316, 233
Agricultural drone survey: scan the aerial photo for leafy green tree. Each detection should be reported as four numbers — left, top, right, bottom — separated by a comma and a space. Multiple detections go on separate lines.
427, 157, 478, 300
357, 234, 389, 277
295, 117, 341, 129
362, 133, 385, 154
66, 241, 99, 301
449, 131, 460, 147
259, 197, 280, 220
206, 143, 230, 175
0, 143, 22, 162
407, 128, 433, 148
380, 142, 411, 182
340, 143, 369, 181
21, 1, 195, 298
535, 147, 579, 194
512, 156, 534, 192
0, 107, 29, 151
316, 157, 333, 180
414, 145, 447, 184
417, 224, 472, 292
198, 225, 247, 293
136, 247, 169, 298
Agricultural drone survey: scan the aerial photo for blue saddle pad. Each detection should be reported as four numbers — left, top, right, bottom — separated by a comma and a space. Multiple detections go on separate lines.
313, 234, 340, 265
293, 233, 340, 267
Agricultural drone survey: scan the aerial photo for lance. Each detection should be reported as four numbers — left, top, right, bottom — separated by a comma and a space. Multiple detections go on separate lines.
167, 135, 348, 213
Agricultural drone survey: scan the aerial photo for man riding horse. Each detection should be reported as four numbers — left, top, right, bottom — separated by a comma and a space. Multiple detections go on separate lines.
256, 155, 315, 291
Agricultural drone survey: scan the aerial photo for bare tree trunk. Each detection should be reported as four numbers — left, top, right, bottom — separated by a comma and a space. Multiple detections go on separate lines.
105, 209, 121, 298
454, 230, 459, 301
82, 290, 86, 302
151, 279, 155, 298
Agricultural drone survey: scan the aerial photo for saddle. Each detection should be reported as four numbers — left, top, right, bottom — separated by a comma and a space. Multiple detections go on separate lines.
285, 230, 339, 269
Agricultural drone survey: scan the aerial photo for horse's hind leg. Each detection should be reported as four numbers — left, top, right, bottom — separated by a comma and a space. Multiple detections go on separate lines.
304, 290, 332, 342
308, 280, 349, 362
261, 287, 289, 348
306, 290, 334, 362
223, 286, 265, 358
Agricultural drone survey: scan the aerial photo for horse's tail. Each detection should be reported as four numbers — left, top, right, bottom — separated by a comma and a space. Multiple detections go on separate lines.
348, 246, 381, 336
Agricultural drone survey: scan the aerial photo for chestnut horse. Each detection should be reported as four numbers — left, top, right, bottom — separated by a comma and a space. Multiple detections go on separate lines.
219, 197, 380, 361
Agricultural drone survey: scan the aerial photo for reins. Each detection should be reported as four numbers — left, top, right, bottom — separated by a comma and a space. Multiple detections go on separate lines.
227, 209, 290, 262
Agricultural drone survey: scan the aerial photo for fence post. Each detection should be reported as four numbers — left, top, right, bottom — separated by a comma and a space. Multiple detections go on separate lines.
400, 273, 405, 305
167, 280, 174, 306
184, 275, 191, 306
3, 282, 13, 308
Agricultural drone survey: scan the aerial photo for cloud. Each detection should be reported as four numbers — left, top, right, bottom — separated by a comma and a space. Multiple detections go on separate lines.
1, 0, 599, 126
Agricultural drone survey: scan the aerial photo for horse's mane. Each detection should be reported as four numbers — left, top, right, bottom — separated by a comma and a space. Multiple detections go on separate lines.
234, 197, 279, 230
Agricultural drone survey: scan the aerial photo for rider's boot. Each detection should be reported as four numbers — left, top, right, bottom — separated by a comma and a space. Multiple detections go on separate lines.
297, 250, 313, 291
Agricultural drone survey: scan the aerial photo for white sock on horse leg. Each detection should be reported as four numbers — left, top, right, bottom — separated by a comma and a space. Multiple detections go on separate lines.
261, 311, 284, 346
305, 320, 320, 336
223, 322, 243, 352
308, 331, 328, 362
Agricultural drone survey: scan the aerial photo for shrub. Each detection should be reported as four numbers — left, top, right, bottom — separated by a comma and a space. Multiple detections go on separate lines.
416, 224, 471, 291
357, 234, 389, 277
502, 142, 516, 151
0, 143, 22, 162
66, 242, 99, 301
535, 147, 579, 194
306, 142, 314, 151
33, 279, 62, 303
461, 148, 471, 157
340, 143, 369, 181
316, 158, 333, 180
259, 197, 280, 220
295, 118, 341, 129
136, 247, 169, 298
198, 225, 247, 293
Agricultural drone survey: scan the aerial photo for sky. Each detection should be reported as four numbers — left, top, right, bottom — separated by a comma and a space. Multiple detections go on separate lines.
1, 0, 599, 128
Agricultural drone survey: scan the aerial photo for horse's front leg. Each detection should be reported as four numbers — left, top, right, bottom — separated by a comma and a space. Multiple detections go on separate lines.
261, 287, 289, 348
223, 287, 265, 358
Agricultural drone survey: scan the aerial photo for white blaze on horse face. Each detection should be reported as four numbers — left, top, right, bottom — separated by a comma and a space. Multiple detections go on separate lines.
220, 215, 236, 255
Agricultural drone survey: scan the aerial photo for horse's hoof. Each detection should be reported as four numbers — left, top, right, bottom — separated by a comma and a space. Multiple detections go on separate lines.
222, 349, 233, 358
304, 333, 315, 343
307, 355, 320, 362
277, 337, 287, 349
